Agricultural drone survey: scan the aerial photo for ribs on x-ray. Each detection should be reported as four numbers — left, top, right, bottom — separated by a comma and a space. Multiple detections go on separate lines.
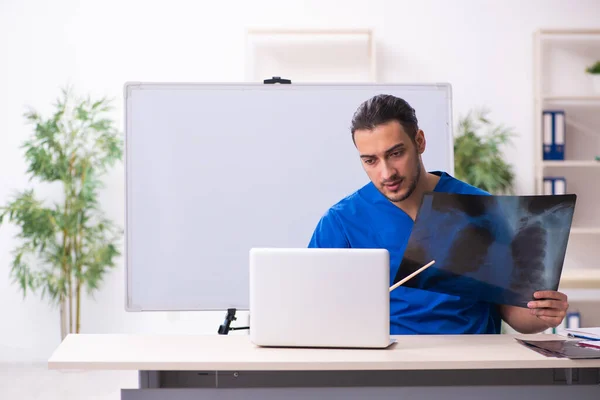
508, 199, 575, 297
392, 192, 577, 307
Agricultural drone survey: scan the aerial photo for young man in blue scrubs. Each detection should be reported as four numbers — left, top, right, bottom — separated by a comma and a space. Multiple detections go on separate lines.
308, 94, 569, 335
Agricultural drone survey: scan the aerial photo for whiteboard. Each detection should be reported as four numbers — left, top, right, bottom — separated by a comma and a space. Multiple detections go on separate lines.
124, 82, 454, 311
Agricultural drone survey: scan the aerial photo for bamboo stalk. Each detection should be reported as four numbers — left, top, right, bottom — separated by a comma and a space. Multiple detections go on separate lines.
60, 295, 67, 340
76, 278, 81, 333
67, 154, 75, 334
66, 226, 73, 334
75, 162, 86, 334
68, 255, 73, 334
75, 221, 81, 334
61, 227, 70, 335
75, 222, 82, 334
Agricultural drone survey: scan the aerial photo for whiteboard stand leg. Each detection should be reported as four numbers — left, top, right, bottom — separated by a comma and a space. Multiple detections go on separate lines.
217, 308, 250, 335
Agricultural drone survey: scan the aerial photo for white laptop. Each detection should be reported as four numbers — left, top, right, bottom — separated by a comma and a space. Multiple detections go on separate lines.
249, 247, 393, 348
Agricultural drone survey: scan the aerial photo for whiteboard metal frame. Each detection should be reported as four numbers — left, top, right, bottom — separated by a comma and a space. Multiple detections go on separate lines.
123, 81, 454, 311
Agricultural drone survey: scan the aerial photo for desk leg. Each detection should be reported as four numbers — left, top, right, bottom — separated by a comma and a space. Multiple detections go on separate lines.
138, 371, 159, 389
566, 368, 573, 385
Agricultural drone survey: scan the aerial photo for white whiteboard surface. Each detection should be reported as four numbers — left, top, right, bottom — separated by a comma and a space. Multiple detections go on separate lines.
125, 82, 454, 311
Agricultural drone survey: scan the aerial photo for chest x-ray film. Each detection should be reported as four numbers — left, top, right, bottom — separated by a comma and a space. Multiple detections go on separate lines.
393, 193, 577, 308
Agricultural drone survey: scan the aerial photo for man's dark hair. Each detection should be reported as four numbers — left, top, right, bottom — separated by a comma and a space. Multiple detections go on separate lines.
350, 94, 419, 143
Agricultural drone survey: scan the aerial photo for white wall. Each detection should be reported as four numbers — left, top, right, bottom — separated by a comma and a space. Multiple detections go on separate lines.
1, 0, 599, 362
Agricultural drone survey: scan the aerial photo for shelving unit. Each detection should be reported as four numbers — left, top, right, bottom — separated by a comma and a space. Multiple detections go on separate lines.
543, 160, 600, 167
533, 29, 600, 291
244, 28, 377, 83
559, 268, 600, 289
544, 96, 600, 103
571, 227, 600, 235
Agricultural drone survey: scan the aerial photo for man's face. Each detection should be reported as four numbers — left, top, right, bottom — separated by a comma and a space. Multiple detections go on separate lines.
354, 120, 425, 203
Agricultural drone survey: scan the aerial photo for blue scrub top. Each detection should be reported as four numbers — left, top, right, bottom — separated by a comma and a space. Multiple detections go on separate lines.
308, 171, 502, 335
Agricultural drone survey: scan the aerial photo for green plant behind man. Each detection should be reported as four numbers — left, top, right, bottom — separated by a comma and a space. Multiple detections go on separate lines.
454, 108, 516, 195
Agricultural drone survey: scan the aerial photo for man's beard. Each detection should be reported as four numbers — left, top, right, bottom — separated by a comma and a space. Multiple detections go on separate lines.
380, 159, 421, 203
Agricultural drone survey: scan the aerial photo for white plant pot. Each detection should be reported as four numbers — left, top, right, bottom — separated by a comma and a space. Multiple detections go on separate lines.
592, 74, 600, 94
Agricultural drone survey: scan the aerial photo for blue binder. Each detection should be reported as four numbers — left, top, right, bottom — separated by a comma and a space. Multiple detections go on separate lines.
566, 311, 581, 329
543, 177, 566, 194
542, 110, 565, 160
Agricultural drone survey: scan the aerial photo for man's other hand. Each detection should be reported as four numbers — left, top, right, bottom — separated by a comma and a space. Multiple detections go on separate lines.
527, 290, 569, 328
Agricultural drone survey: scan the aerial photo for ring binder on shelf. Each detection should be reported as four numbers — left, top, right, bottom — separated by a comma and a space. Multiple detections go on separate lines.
566, 311, 581, 329
542, 110, 565, 160
543, 177, 566, 195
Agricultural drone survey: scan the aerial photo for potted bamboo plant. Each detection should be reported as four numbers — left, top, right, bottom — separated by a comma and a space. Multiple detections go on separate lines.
586, 61, 600, 93
0, 87, 123, 340
453, 108, 516, 195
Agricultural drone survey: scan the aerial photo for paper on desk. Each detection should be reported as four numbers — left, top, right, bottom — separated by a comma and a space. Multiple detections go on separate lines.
516, 339, 566, 358
579, 340, 600, 350
515, 338, 600, 359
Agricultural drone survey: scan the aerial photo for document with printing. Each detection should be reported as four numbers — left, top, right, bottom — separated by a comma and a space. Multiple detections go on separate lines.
392, 193, 577, 307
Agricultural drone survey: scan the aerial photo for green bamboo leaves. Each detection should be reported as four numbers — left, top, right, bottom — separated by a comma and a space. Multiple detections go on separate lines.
0, 86, 123, 339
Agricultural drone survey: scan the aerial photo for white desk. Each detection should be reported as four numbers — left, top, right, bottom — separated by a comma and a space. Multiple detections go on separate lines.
48, 333, 600, 400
